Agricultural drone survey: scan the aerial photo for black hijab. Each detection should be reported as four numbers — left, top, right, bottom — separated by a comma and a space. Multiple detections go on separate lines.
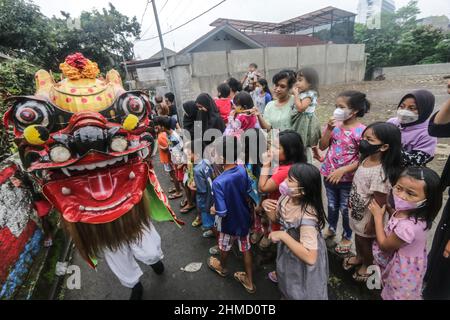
398, 89, 435, 127
195, 93, 225, 134
182, 100, 197, 137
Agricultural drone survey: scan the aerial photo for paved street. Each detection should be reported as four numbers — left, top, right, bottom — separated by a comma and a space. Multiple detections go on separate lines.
64, 156, 280, 300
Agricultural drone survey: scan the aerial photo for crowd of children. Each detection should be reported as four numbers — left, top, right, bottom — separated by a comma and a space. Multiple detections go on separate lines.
149, 64, 447, 300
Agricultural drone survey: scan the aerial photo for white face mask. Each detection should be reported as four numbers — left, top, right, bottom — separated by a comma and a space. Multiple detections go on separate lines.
397, 109, 419, 124
333, 108, 352, 121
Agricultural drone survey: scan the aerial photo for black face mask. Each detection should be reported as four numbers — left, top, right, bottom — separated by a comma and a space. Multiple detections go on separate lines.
359, 140, 383, 157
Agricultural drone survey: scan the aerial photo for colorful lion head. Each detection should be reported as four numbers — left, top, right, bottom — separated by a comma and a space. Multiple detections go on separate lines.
4, 53, 156, 226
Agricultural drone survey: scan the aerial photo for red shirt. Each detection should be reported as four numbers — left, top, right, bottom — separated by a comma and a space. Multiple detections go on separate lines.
214, 98, 232, 124
268, 164, 292, 200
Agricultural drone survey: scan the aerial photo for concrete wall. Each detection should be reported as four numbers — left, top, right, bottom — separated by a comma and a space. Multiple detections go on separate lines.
376, 63, 450, 80
167, 44, 366, 102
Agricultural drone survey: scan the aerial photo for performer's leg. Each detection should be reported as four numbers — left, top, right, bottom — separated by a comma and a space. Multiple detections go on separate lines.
131, 224, 164, 267
103, 244, 143, 289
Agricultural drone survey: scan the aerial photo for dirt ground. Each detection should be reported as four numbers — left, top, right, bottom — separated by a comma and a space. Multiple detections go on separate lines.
316, 75, 450, 176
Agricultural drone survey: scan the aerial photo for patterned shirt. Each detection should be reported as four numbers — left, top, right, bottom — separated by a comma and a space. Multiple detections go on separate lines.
320, 123, 366, 182
299, 90, 318, 114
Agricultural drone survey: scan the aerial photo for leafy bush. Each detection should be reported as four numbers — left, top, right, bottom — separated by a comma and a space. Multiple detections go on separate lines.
0, 58, 39, 160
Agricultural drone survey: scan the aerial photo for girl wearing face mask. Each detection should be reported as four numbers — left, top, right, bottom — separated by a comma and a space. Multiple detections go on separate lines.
345, 122, 402, 283
319, 91, 370, 255
266, 163, 328, 300
369, 167, 443, 300
387, 90, 437, 167
251, 78, 272, 115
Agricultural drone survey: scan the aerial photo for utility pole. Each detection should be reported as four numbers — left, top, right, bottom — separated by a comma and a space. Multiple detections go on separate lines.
151, 0, 174, 92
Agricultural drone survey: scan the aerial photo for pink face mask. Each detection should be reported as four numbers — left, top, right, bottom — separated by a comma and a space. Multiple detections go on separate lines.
279, 181, 303, 198
392, 193, 427, 211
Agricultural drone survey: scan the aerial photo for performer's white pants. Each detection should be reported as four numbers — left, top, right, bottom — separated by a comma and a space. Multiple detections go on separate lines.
103, 224, 164, 288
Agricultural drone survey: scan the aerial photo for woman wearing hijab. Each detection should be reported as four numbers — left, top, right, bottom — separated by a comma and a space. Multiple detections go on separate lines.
195, 93, 226, 146
387, 89, 437, 167
182, 101, 198, 142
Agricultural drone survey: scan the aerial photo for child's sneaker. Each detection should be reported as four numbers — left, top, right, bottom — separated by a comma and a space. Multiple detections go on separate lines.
209, 245, 219, 255
202, 230, 214, 238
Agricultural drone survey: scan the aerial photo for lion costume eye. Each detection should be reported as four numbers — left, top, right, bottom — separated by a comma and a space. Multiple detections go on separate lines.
117, 93, 147, 120
14, 100, 51, 131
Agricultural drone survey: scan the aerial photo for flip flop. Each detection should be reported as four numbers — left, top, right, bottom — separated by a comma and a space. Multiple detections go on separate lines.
180, 199, 187, 208
207, 256, 228, 277
180, 205, 196, 214
342, 255, 362, 271
268, 271, 278, 283
192, 216, 202, 227
234, 272, 256, 294
168, 192, 183, 200
352, 269, 371, 283
168, 187, 176, 194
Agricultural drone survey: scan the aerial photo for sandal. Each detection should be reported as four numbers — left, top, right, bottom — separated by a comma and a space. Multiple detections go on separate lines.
168, 187, 176, 194
234, 271, 256, 294
352, 269, 371, 283
342, 255, 362, 271
180, 199, 187, 208
207, 256, 228, 277
192, 216, 202, 227
168, 192, 183, 200
180, 204, 196, 214
335, 241, 352, 254
268, 271, 278, 283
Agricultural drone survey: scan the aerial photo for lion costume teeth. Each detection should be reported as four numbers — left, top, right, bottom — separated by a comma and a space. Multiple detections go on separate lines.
4, 53, 183, 268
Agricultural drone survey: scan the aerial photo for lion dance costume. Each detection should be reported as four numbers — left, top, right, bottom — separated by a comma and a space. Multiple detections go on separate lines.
3, 53, 183, 299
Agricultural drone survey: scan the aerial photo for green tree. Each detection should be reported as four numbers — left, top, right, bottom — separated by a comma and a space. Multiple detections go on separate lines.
0, 1, 140, 73
354, 0, 450, 78
50, 3, 141, 73
0, 0, 56, 68
391, 25, 445, 66
0, 58, 39, 160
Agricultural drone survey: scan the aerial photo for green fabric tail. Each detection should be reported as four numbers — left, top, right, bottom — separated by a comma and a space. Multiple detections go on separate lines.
145, 185, 181, 228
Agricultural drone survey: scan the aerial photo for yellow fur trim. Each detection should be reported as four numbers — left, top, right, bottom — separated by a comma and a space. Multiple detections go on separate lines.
123, 114, 139, 131
24, 125, 48, 145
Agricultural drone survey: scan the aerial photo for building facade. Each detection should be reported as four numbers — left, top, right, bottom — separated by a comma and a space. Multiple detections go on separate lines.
356, 0, 396, 26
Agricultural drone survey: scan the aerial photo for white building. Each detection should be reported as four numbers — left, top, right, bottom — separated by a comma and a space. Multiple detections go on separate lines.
356, 0, 396, 27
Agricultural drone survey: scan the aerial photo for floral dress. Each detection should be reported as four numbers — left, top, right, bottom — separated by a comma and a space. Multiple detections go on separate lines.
372, 214, 428, 300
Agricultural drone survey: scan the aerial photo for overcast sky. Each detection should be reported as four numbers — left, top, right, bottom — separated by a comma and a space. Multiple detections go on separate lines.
33, 0, 450, 59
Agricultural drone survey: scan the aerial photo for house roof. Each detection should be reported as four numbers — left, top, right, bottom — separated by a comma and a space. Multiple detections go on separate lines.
123, 48, 176, 69
149, 48, 176, 60
210, 6, 356, 34
178, 23, 263, 54
247, 33, 326, 47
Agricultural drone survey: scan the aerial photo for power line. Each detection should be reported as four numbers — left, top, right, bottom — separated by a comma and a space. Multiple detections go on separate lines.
139, 0, 169, 39
137, 0, 227, 42
159, 0, 170, 14
140, 0, 150, 27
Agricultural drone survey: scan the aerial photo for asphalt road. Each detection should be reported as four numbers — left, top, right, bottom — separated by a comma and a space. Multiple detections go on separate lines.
64, 156, 280, 300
